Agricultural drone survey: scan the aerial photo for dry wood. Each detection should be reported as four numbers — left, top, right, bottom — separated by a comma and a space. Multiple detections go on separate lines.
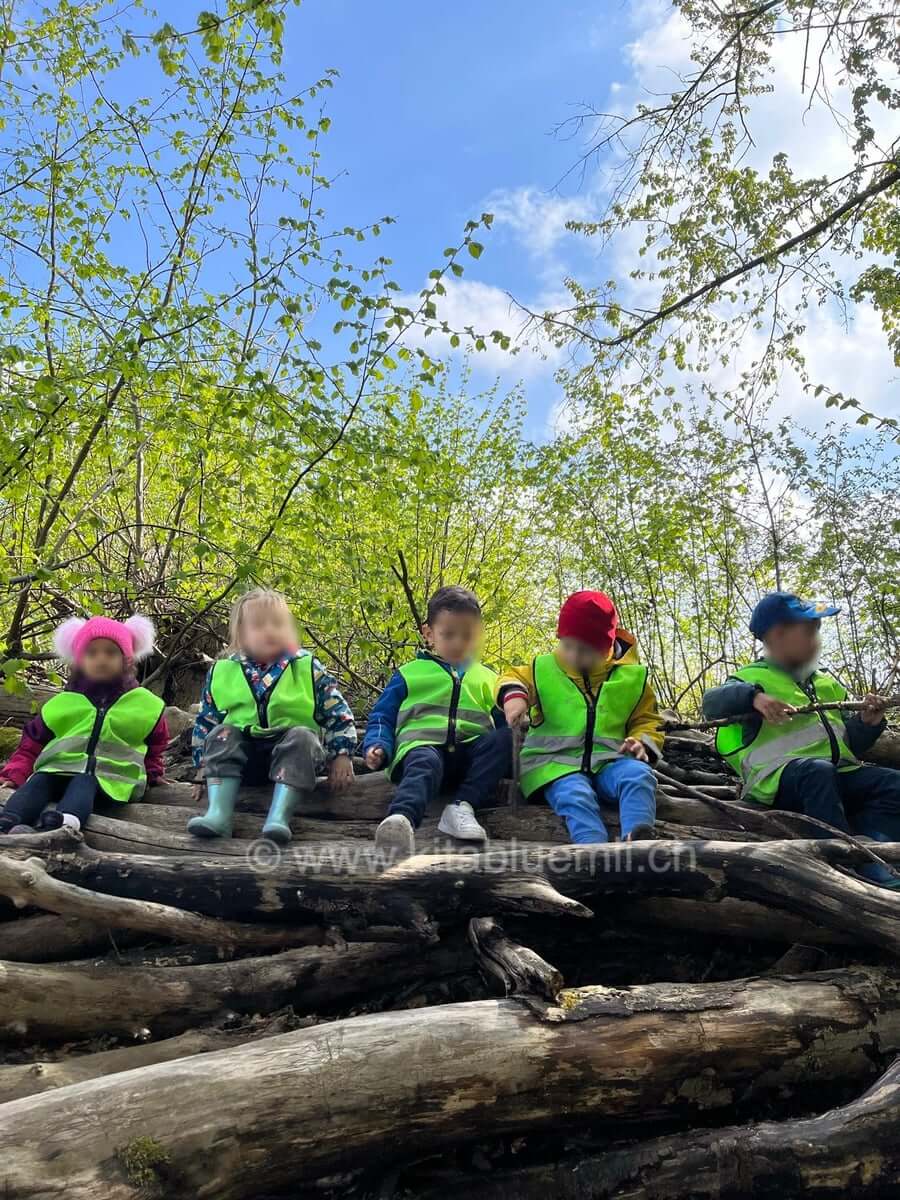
468, 916, 562, 1000
0, 939, 466, 1042
419, 1056, 900, 1200
0, 1013, 303, 1102
0, 912, 145, 962
0, 854, 325, 951
2, 967, 900, 1198
17, 836, 900, 954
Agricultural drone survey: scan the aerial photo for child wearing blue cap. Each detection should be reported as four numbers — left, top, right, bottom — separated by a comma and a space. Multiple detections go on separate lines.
703, 591, 899, 888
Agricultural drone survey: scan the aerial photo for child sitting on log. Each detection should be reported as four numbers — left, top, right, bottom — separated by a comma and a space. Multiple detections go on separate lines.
0, 614, 167, 834
703, 591, 899, 888
498, 591, 662, 843
363, 586, 511, 860
188, 588, 357, 844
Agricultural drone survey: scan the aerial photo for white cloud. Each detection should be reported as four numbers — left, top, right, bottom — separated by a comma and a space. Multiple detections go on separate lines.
485, 186, 595, 262
401, 278, 566, 379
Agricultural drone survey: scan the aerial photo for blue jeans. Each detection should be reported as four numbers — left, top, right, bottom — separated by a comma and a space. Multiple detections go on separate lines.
388, 727, 512, 828
545, 758, 657, 843
777, 759, 900, 886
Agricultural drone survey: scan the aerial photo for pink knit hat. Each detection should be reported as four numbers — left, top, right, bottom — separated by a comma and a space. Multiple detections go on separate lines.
53, 615, 156, 665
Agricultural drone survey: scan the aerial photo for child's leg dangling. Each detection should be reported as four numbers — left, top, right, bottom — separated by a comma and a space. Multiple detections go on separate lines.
595, 757, 657, 840
263, 726, 323, 845
0, 772, 63, 834
545, 772, 609, 844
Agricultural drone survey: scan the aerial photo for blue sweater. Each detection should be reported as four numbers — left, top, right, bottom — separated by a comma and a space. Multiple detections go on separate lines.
362, 650, 504, 761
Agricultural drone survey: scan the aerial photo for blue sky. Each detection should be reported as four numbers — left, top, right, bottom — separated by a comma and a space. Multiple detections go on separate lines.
286, 0, 634, 433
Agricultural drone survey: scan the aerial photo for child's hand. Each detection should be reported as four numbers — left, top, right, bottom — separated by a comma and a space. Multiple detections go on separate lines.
619, 737, 649, 762
752, 693, 795, 724
190, 781, 205, 803
365, 746, 387, 771
328, 754, 354, 793
860, 693, 889, 725
0, 781, 15, 805
504, 698, 530, 730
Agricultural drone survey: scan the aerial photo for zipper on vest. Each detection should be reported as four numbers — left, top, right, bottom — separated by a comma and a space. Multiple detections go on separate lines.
581, 674, 597, 774
446, 674, 462, 753
801, 676, 840, 765
85, 704, 107, 776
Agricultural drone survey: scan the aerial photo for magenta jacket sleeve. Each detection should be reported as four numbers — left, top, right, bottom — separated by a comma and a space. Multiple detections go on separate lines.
0, 715, 51, 788
144, 713, 169, 785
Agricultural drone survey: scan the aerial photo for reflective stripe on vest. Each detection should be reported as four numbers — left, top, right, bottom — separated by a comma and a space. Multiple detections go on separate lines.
34, 687, 165, 803
714, 663, 859, 803
391, 658, 497, 770
209, 656, 317, 736
519, 654, 648, 798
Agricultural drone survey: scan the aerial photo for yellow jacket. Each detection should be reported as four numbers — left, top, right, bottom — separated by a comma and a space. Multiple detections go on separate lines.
496, 630, 664, 754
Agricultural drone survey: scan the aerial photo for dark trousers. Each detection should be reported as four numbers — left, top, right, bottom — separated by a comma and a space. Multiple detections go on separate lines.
1, 771, 98, 828
202, 724, 323, 791
777, 759, 900, 840
389, 727, 512, 828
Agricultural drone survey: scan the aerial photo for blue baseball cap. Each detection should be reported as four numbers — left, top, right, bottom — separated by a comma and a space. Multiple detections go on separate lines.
749, 592, 841, 639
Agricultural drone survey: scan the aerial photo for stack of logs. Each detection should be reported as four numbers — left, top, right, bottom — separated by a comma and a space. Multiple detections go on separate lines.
0, 717, 900, 1199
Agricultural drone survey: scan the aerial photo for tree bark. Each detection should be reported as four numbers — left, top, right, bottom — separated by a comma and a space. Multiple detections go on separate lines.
0, 912, 146, 962
468, 917, 563, 1000
416, 1057, 900, 1200
0, 1013, 305, 1102
2, 967, 900, 1199
0, 939, 465, 1042
17, 836, 900, 954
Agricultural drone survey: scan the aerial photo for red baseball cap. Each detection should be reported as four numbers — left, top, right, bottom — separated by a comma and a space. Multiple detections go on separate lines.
557, 591, 618, 654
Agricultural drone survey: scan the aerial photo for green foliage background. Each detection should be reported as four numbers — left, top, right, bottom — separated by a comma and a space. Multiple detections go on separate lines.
0, 0, 898, 714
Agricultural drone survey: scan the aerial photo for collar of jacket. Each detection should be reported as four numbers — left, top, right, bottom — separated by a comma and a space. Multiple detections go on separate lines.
551, 628, 642, 689
415, 647, 468, 678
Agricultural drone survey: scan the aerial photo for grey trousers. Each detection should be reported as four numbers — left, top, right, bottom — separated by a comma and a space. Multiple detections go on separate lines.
202, 724, 323, 790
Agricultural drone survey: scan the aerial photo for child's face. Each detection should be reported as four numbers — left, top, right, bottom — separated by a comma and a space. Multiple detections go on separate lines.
557, 636, 609, 675
80, 637, 126, 682
240, 602, 296, 663
423, 610, 483, 666
764, 620, 821, 670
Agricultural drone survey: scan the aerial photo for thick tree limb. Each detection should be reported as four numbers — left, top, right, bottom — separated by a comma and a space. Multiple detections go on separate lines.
2, 967, 900, 1198
0, 854, 324, 951
418, 1056, 900, 1200
468, 916, 563, 1000
0, 939, 466, 1042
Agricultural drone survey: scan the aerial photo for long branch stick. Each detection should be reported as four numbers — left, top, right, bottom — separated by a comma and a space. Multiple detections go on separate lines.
666, 696, 900, 732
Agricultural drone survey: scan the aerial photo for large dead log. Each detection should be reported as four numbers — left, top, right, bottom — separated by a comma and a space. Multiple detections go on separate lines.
419, 1057, 900, 1200
0, 912, 147, 962
0, 854, 326, 950
2, 967, 900, 1199
0, 939, 465, 1042
17, 835, 900, 953
0, 1013, 304, 1102
863, 727, 900, 769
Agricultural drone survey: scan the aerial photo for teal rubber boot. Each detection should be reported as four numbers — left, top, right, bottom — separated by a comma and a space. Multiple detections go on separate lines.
262, 782, 303, 845
187, 778, 240, 839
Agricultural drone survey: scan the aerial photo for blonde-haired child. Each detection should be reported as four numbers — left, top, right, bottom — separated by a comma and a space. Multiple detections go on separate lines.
188, 588, 357, 844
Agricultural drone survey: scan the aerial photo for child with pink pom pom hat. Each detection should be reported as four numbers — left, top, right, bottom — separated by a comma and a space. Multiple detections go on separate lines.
0, 614, 169, 835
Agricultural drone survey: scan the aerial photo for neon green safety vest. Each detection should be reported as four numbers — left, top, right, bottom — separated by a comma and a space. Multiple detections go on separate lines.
391, 657, 497, 771
34, 688, 165, 803
519, 653, 649, 798
714, 662, 859, 803
209, 655, 317, 737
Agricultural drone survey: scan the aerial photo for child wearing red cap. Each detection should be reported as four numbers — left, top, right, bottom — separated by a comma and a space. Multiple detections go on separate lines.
498, 591, 662, 843
0, 614, 168, 834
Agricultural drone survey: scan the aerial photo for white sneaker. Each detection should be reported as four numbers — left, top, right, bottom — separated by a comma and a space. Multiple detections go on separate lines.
375, 813, 416, 863
438, 801, 488, 842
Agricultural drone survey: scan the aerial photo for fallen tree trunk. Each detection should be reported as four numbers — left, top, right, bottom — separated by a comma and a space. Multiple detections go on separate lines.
0, 854, 327, 951
2, 967, 900, 1199
0, 939, 465, 1042
418, 1056, 900, 1200
0, 912, 146, 962
0, 1013, 305, 1102
18, 836, 900, 953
